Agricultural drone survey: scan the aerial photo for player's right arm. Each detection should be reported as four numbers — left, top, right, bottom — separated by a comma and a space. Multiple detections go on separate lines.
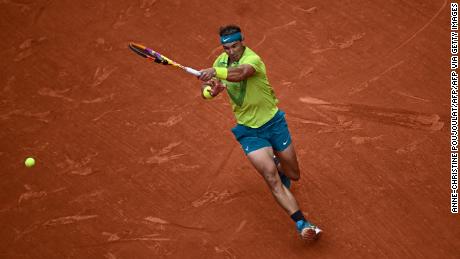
199, 55, 261, 82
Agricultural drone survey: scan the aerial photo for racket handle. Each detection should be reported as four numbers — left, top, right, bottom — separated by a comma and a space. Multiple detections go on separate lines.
185, 67, 201, 77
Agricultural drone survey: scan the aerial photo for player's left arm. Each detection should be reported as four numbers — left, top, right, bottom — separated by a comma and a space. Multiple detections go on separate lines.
200, 78, 226, 99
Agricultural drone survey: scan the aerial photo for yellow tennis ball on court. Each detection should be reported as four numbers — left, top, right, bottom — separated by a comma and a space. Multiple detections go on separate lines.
24, 157, 35, 168
203, 85, 213, 99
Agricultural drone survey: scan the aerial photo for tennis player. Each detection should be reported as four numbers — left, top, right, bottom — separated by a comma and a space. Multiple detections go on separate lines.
198, 25, 321, 241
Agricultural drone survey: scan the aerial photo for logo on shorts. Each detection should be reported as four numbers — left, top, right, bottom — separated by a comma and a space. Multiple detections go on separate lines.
283, 139, 289, 145
245, 146, 249, 151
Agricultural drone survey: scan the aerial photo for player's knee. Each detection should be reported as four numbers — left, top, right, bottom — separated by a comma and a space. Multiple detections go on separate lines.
291, 168, 300, 181
285, 167, 300, 181
264, 170, 282, 192
268, 179, 283, 193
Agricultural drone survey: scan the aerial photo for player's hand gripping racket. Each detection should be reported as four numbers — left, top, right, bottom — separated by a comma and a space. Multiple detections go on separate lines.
128, 42, 201, 77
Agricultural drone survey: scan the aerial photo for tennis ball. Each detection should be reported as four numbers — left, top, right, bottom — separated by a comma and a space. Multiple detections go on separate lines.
24, 157, 35, 168
203, 85, 213, 99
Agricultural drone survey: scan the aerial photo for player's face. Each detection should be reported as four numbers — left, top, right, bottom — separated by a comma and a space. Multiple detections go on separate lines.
222, 41, 244, 62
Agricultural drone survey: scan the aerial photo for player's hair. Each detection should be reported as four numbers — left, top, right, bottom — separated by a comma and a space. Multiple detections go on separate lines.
219, 25, 242, 36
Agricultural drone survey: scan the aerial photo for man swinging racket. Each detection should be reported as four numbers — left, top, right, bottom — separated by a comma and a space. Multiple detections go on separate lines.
198, 25, 322, 241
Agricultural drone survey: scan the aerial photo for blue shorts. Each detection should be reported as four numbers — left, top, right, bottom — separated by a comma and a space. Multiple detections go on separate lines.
231, 110, 292, 155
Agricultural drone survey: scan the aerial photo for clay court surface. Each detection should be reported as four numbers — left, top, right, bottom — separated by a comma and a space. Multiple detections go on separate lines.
1, 0, 458, 258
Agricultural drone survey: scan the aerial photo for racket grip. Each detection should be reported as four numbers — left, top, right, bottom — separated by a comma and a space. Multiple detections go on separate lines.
185, 67, 201, 77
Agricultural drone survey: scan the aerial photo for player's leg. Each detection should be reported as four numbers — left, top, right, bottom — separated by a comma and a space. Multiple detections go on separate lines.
246, 146, 300, 214
274, 143, 300, 181
231, 123, 297, 211
247, 147, 321, 240
269, 149, 292, 188
267, 110, 322, 240
231, 116, 321, 240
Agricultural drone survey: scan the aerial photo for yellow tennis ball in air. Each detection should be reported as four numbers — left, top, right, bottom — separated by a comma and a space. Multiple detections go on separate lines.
203, 85, 213, 99
24, 157, 35, 168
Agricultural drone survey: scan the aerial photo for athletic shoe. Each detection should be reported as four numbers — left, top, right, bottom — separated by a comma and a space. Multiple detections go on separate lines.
273, 156, 291, 189
296, 220, 322, 241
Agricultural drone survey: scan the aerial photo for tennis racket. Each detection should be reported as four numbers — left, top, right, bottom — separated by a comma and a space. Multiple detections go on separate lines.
128, 42, 201, 77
